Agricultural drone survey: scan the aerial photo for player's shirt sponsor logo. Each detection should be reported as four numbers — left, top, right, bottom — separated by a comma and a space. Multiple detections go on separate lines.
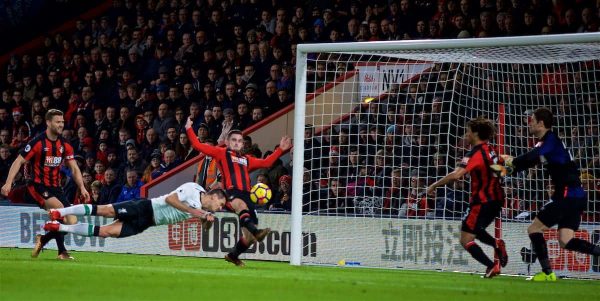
230, 155, 248, 166
44, 156, 62, 167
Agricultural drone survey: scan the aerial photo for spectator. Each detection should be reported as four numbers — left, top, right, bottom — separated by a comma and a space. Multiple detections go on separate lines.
0, 144, 13, 186
321, 178, 347, 214
114, 169, 143, 203
382, 169, 405, 216
119, 146, 145, 181
142, 150, 162, 183
151, 149, 178, 179
581, 172, 600, 222
152, 103, 175, 141
134, 114, 149, 145
93, 160, 106, 182
163, 126, 179, 150
90, 180, 102, 204
172, 106, 187, 133
250, 107, 265, 126
241, 135, 262, 158
401, 170, 433, 217
195, 138, 221, 189
97, 167, 118, 204
210, 105, 224, 136
0, 129, 11, 148
10, 125, 30, 151
217, 108, 235, 144
175, 131, 198, 162
440, 179, 468, 218
270, 174, 292, 211
234, 101, 252, 130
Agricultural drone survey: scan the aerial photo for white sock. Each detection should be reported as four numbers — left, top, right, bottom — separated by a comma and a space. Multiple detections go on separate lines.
59, 223, 95, 237
59, 204, 93, 216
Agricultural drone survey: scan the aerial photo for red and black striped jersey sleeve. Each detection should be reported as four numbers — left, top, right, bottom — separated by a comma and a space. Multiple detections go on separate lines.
63, 140, 75, 161
247, 147, 284, 171
19, 135, 43, 161
460, 147, 484, 172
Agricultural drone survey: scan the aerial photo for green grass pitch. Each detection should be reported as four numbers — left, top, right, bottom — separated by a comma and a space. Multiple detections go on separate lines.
1, 248, 598, 301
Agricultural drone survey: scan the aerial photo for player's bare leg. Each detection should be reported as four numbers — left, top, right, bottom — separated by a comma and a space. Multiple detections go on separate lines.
224, 198, 271, 266
527, 218, 556, 281
36, 197, 74, 260
460, 231, 499, 278
225, 228, 257, 267
473, 228, 508, 267
558, 228, 600, 257
228, 198, 271, 240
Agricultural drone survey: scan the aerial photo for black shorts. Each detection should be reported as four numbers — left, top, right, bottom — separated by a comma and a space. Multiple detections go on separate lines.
461, 201, 502, 234
112, 199, 155, 238
226, 189, 258, 225
24, 183, 69, 209
537, 197, 587, 231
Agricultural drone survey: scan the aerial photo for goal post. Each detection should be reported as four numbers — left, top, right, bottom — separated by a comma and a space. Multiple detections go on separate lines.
291, 33, 600, 279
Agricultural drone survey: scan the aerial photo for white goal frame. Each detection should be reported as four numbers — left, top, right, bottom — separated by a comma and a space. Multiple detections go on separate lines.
290, 32, 600, 268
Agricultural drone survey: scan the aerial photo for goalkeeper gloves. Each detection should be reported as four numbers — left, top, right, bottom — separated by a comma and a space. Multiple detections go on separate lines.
500, 154, 514, 167
490, 164, 512, 177
491, 155, 515, 177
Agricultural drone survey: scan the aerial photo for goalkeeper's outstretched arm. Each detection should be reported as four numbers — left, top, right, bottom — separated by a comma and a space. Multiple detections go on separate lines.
426, 167, 468, 195
502, 148, 541, 174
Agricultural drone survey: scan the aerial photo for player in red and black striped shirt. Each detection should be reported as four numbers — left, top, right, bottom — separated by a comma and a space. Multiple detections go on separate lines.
186, 117, 292, 266
1, 109, 90, 260
427, 117, 507, 278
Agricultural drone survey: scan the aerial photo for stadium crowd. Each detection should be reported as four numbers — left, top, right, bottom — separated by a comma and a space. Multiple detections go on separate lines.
0, 0, 598, 221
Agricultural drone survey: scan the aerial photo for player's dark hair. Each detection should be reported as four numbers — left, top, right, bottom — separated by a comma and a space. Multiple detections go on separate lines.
467, 117, 496, 141
207, 189, 227, 200
533, 107, 554, 129
227, 129, 243, 139
45, 109, 64, 121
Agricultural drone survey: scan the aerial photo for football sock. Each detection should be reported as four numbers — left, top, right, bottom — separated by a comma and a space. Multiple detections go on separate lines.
59, 204, 97, 216
465, 241, 494, 268
565, 238, 600, 256
238, 210, 259, 235
228, 237, 250, 259
529, 232, 552, 274
59, 223, 100, 237
55, 232, 67, 253
476, 229, 496, 247
40, 231, 56, 246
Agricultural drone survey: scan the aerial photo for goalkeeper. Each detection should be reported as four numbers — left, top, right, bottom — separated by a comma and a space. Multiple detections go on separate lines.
427, 117, 507, 278
501, 107, 600, 281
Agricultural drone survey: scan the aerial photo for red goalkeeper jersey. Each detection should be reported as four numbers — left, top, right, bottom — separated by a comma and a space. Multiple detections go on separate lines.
187, 127, 285, 191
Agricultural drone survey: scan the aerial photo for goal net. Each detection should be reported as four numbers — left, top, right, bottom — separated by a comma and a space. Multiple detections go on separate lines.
291, 33, 600, 279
